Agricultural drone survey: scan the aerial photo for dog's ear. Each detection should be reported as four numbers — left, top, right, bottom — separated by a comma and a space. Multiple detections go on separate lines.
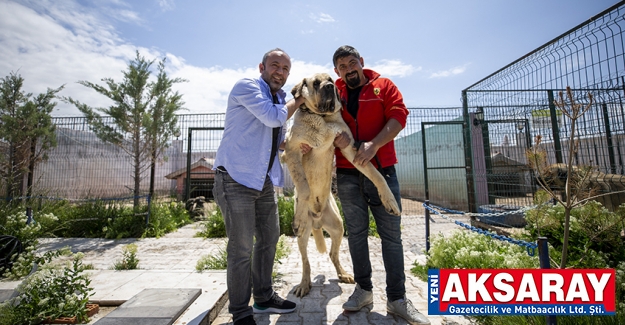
335, 88, 344, 111
291, 78, 306, 98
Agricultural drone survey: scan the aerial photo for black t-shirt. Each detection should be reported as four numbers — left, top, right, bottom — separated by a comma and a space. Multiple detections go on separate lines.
267, 95, 280, 173
347, 86, 363, 120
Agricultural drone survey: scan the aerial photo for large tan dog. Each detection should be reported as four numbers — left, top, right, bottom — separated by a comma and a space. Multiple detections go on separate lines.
282, 72, 401, 297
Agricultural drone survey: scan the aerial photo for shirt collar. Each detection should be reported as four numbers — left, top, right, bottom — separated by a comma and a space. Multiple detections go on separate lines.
257, 76, 287, 103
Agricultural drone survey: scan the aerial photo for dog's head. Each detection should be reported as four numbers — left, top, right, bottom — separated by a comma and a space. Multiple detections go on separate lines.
291, 73, 341, 115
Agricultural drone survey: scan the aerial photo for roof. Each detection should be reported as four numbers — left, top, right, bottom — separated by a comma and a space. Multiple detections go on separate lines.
491, 152, 530, 170
165, 157, 215, 179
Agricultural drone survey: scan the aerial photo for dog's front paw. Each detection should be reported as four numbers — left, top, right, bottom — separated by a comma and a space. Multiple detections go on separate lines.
384, 199, 401, 216
380, 193, 401, 216
338, 273, 355, 284
294, 281, 312, 298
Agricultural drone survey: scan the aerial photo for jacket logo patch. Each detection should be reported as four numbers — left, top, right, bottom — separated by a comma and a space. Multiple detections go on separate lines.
374, 88, 380, 96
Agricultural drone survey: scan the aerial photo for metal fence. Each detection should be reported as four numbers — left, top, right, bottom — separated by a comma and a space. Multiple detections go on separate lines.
0, 114, 226, 201
463, 1, 625, 213
1, 108, 466, 215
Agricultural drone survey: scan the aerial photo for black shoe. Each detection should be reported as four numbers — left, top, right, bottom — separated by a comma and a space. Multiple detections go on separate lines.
252, 293, 296, 314
233, 315, 256, 325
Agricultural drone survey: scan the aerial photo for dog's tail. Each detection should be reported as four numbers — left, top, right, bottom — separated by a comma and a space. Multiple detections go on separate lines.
312, 228, 327, 254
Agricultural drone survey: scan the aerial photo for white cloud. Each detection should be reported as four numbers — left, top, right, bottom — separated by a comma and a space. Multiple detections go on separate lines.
368, 60, 420, 78
114, 9, 143, 23
167, 60, 257, 114
429, 64, 468, 78
0, 1, 138, 115
287, 60, 335, 87
0, 0, 253, 115
309, 12, 335, 24
158, 0, 175, 12
0, 1, 340, 116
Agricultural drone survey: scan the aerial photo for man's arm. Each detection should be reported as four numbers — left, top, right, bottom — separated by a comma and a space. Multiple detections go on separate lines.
352, 118, 403, 167
278, 96, 307, 151
285, 96, 305, 119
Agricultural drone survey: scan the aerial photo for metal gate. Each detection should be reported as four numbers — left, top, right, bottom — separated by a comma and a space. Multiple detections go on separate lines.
184, 127, 224, 201
421, 120, 471, 211
472, 117, 535, 207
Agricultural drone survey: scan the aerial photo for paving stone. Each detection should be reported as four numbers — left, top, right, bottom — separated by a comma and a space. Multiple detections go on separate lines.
94, 317, 173, 325
94, 288, 201, 325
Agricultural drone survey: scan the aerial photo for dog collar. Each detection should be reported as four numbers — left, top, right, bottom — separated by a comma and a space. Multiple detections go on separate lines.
299, 106, 329, 116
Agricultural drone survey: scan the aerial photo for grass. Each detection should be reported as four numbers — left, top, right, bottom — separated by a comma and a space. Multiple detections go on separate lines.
112, 243, 139, 270
195, 235, 291, 276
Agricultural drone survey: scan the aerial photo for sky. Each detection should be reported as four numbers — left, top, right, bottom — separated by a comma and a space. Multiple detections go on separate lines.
0, 0, 621, 117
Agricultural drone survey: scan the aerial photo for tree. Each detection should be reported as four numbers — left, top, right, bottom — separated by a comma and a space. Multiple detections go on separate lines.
65, 51, 186, 208
0, 72, 63, 201
145, 60, 186, 201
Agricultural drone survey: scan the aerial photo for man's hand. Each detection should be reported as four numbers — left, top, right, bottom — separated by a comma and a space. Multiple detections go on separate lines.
353, 141, 379, 167
333, 132, 351, 149
300, 143, 312, 155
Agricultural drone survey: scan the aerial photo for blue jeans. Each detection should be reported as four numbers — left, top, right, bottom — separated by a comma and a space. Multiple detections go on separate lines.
336, 166, 405, 301
212, 170, 280, 322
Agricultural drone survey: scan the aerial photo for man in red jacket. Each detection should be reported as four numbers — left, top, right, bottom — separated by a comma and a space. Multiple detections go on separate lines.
332, 45, 430, 325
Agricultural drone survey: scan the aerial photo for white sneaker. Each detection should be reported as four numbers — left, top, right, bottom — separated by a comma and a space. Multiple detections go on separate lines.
387, 297, 431, 325
342, 284, 373, 311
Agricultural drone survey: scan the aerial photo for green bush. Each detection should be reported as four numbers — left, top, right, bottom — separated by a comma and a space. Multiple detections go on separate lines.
196, 206, 226, 238
143, 201, 192, 238
113, 243, 139, 270
278, 196, 295, 236
0, 211, 49, 246
523, 199, 625, 269
0, 253, 93, 325
0, 211, 62, 279
411, 230, 539, 281
196, 246, 228, 271
2, 245, 71, 280
0, 199, 192, 240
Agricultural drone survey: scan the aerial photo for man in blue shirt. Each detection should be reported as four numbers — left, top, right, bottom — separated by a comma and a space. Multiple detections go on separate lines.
212, 48, 304, 325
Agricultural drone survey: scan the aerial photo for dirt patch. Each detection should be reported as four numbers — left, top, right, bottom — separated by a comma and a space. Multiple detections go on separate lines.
401, 198, 426, 216
86, 306, 117, 324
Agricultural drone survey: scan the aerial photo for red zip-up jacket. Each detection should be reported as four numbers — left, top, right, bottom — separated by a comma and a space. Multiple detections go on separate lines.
335, 69, 409, 169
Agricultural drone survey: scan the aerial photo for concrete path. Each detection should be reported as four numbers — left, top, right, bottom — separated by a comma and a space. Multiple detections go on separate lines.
0, 206, 474, 325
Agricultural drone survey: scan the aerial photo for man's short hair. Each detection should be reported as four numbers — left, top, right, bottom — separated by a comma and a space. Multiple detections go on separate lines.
333, 45, 361, 67
262, 48, 288, 65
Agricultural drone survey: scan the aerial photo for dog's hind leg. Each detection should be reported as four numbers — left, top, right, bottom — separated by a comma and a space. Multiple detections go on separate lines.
293, 221, 313, 298
323, 195, 354, 284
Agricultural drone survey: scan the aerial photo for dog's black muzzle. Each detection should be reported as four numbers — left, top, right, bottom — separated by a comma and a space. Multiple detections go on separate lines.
318, 83, 337, 114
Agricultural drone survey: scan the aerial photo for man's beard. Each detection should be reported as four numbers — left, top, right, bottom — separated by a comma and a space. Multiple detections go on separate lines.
345, 72, 361, 88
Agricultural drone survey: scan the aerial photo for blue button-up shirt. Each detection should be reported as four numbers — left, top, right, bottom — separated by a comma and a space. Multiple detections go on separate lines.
213, 76, 288, 190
